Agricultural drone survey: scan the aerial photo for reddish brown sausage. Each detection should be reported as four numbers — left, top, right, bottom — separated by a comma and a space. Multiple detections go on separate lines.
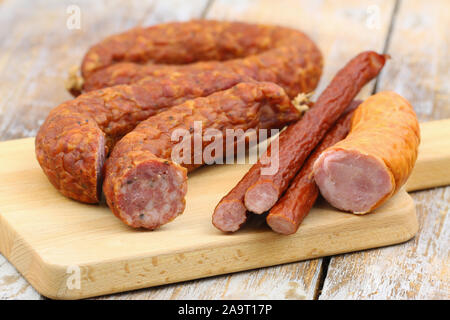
212, 99, 312, 233
212, 163, 262, 232
266, 101, 361, 235
36, 69, 255, 203
313, 91, 420, 214
103, 82, 300, 229
243, 51, 388, 214
79, 20, 323, 98
39, 20, 322, 203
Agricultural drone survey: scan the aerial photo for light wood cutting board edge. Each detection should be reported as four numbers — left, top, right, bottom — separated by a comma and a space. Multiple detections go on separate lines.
0, 191, 418, 299
1, 117, 450, 299
405, 119, 450, 192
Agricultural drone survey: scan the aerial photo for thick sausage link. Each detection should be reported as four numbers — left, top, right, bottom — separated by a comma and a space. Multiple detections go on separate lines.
80, 20, 323, 98
313, 91, 420, 214
267, 101, 361, 235
243, 51, 388, 214
103, 82, 300, 229
36, 69, 255, 203
39, 20, 323, 203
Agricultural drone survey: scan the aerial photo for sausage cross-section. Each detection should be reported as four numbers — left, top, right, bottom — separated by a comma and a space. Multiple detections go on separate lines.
266, 101, 361, 235
313, 91, 420, 214
103, 82, 300, 229
243, 51, 388, 214
38, 20, 323, 203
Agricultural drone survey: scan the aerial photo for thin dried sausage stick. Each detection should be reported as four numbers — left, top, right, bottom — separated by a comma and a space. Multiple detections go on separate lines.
266, 101, 361, 235
103, 82, 300, 229
212, 96, 313, 233
212, 163, 262, 232
79, 20, 323, 98
313, 91, 420, 214
212, 98, 312, 233
244, 51, 388, 214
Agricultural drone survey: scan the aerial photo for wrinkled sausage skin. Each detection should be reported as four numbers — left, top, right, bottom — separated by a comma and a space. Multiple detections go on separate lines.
38, 20, 323, 203
266, 101, 361, 235
313, 91, 420, 214
243, 51, 388, 214
80, 20, 323, 98
103, 82, 300, 229
36, 70, 254, 203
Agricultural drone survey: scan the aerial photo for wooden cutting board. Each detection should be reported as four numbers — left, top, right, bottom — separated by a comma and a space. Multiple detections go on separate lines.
0, 119, 449, 299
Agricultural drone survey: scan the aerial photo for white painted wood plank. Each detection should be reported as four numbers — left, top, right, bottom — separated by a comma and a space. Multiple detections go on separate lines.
99, 260, 323, 300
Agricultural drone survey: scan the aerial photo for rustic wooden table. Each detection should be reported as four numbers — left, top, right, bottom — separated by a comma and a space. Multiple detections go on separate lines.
0, 0, 448, 300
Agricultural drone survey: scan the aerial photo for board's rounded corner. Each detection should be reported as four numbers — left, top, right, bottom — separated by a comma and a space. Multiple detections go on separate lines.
397, 192, 419, 243
28, 257, 88, 300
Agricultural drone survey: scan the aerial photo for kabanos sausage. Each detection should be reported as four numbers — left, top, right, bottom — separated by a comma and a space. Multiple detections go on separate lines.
313, 91, 420, 214
36, 69, 255, 203
212, 163, 261, 233
78, 20, 323, 98
102, 82, 300, 229
243, 51, 388, 214
266, 101, 361, 235
212, 99, 313, 233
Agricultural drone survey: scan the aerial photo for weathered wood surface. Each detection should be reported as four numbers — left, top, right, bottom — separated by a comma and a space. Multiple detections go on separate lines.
0, 0, 447, 299
319, 0, 450, 300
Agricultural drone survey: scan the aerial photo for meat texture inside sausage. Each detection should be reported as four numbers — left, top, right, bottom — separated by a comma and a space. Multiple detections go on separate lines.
36, 69, 254, 203
313, 91, 420, 214
103, 82, 300, 229
243, 51, 387, 214
267, 101, 361, 235
37, 20, 323, 204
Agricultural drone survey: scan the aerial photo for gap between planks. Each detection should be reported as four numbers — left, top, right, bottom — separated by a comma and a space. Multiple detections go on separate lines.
312, 0, 402, 299
373, 0, 400, 94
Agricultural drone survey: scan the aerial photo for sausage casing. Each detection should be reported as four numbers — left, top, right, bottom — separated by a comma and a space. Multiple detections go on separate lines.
103, 82, 300, 229
243, 51, 388, 214
266, 101, 361, 235
313, 91, 420, 213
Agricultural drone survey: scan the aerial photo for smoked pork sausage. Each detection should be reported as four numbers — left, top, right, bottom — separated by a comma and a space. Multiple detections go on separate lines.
39, 20, 322, 203
243, 51, 388, 214
36, 69, 255, 203
266, 101, 361, 235
313, 91, 420, 214
103, 82, 300, 229
79, 20, 323, 98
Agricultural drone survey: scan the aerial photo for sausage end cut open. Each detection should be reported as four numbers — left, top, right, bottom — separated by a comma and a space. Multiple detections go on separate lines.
244, 182, 279, 214
313, 149, 395, 214
212, 200, 248, 232
313, 91, 420, 214
110, 159, 188, 229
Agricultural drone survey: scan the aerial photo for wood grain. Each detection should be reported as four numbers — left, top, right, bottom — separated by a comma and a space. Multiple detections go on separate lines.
406, 119, 450, 192
320, 0, 450, 300
0, 137, 418, 299
192, 0, 396, 300
99, 260, 323, 300
0, 0, 210, 300
0, 0, 447, 300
